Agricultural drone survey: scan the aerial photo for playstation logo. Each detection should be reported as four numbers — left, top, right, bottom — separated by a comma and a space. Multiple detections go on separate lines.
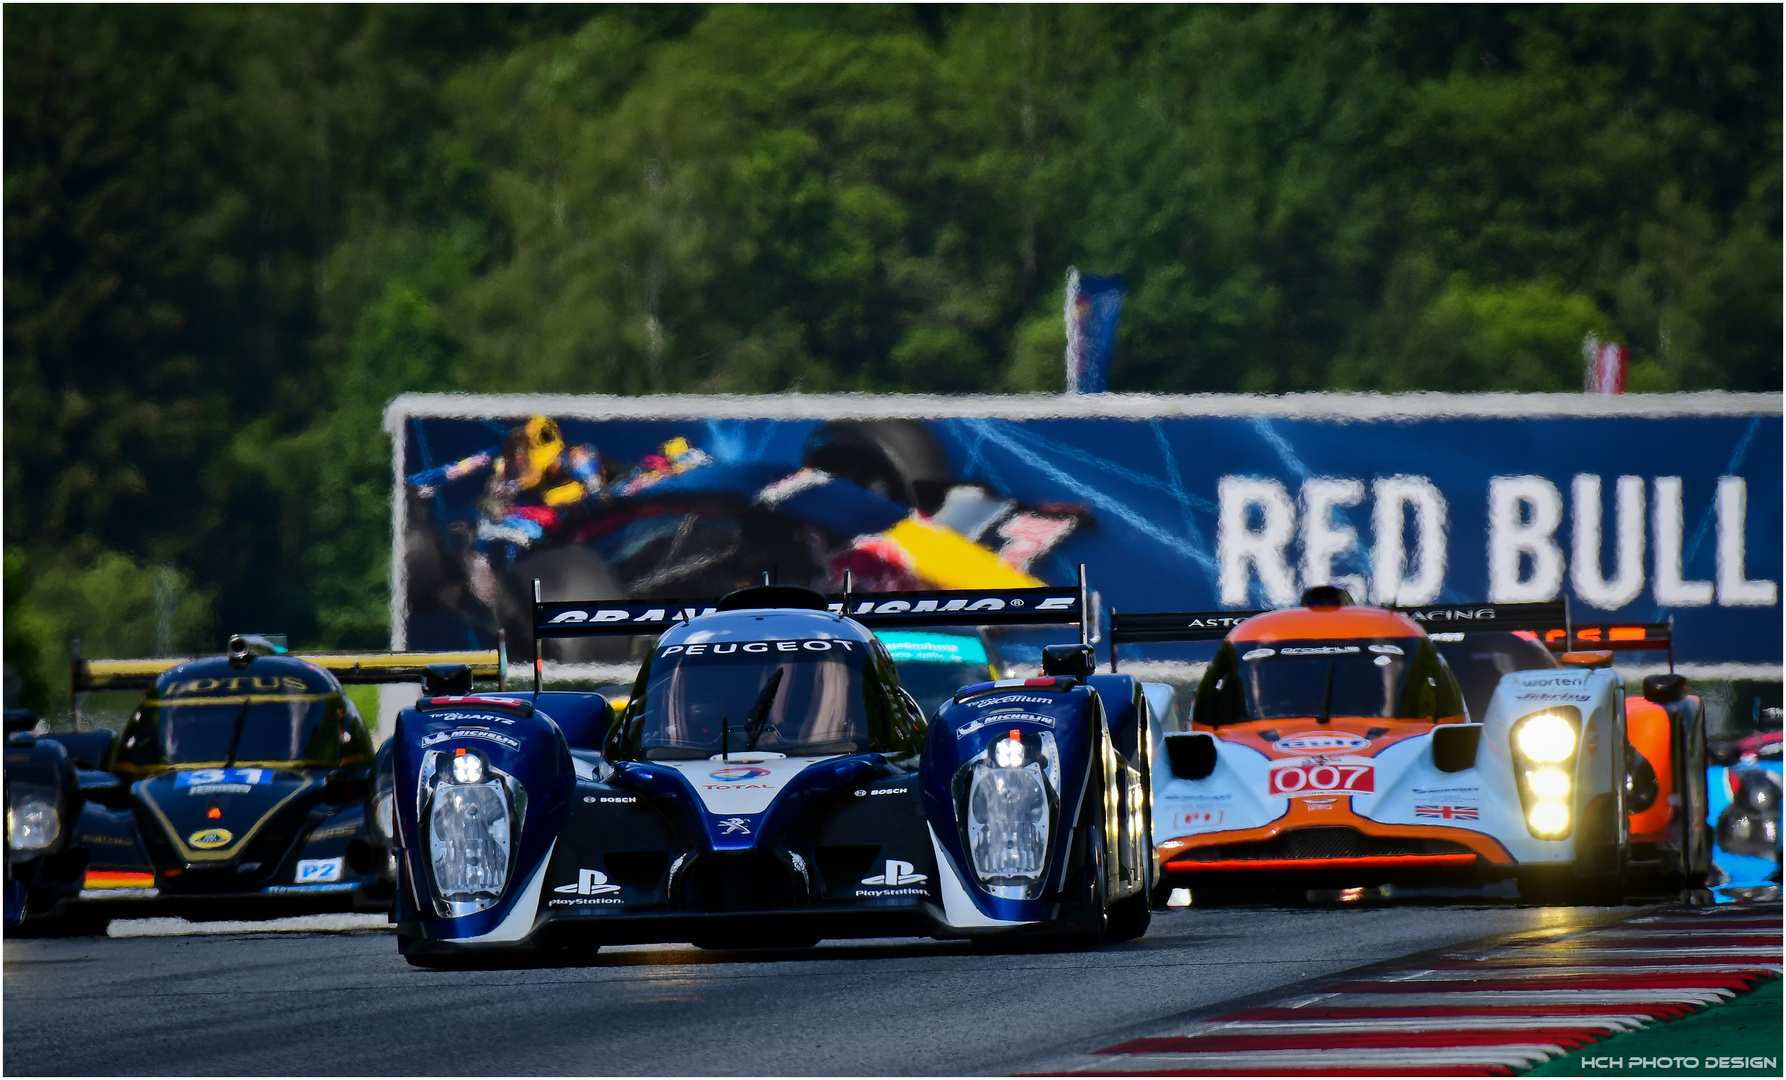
860, 859, 927, 886
554, 868, 621, 896
718, 817, 752, 835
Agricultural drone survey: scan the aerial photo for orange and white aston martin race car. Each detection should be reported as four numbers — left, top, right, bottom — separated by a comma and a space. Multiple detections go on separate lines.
1121, 587, 1707, 904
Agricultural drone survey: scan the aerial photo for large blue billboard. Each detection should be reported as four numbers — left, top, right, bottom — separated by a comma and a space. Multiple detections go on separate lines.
386, 393, 1779, 675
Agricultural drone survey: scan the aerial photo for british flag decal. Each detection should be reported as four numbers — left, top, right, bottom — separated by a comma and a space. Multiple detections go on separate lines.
1415, 804, 1480, 820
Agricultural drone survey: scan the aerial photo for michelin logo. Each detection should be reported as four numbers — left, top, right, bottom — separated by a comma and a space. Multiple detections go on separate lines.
422, 729, 520, 749
956, 713, 1055, 738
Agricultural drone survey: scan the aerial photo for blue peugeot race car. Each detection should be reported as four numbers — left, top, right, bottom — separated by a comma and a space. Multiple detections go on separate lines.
388, 577, 1157, 963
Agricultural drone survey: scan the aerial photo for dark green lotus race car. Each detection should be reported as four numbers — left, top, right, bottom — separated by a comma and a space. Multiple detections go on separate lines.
4, 637, 501, 935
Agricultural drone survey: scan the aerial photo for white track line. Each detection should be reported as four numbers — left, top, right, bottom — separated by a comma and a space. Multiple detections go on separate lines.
109, 914, 391, 938
1410, 964, 1782, 979
1073, 1046, 1568, 1070
1183, 1016, 1655, 1035
1486, 945, 1781, 958
1300, 989, 1735, 1007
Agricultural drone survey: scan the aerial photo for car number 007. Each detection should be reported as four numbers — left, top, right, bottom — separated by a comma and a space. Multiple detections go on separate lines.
1270, 763, 1373, 796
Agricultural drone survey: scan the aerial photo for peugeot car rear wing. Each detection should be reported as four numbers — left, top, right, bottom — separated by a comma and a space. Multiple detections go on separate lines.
531, 566, 1092, 691
1107, 599, 1572, 672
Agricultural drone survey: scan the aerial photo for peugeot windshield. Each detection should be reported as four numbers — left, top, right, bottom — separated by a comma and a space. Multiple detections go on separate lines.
631, 638, 884, 760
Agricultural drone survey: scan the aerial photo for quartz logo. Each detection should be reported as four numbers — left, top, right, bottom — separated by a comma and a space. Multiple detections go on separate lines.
860, 859, 927, 887
555, 868, 621, 896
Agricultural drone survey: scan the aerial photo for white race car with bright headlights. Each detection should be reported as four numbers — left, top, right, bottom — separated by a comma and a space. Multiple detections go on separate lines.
1120, 588, 1636, 903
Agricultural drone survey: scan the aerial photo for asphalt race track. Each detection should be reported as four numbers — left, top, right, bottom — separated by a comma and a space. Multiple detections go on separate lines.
4, 898, 1660, 1076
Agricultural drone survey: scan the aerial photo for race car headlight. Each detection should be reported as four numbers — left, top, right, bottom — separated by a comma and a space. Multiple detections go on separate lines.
420, 749, 520, 917
374, 793, 394, 843
1526, 801, 1570, 835
1510, 709, 1581, 840
1514, 713, 1577, 763
450, 748, 486, 785
6, 795, 60, 853
1527, 767, 1572, 800
958, 730, 1059, 900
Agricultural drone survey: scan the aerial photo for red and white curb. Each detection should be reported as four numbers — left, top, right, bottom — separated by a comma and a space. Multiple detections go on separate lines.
1053, 903, 1782, 1076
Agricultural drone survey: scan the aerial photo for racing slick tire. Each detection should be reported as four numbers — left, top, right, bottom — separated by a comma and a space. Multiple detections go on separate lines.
1045, 790, 1111, 949
1516, 848, 1629, 906
1105, 871, 1152, 941
1105, 789, 1153, 940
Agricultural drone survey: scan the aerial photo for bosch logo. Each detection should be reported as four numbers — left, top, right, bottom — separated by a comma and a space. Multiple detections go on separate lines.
1273, 732, 1370, 754
708, 766, 771, 782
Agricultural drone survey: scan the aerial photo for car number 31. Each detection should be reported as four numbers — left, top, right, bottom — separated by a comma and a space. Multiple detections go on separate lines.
1269, 762, 1374, 797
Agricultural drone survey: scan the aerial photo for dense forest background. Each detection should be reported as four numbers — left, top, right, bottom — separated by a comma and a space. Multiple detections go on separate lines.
5, 4, 1780, 712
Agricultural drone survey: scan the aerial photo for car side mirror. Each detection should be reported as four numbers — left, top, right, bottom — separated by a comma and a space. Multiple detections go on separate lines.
1041, 644, 1095, 679
1163, 732, 1217, 780
422, 663, 474, 698
1642, 673, 1688, 705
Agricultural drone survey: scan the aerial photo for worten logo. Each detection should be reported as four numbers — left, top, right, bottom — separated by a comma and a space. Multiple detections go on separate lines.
861, 860, 928, 887
556, 868, 621, 896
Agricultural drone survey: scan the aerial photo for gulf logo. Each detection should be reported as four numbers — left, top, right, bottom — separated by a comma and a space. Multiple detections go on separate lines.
1272, 732, 1369, 754
709, 766, 772, 782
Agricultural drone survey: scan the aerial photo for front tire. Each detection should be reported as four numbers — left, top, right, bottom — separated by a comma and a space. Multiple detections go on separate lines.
1071, 817, 1109, 947
1105, 838, 1153, 942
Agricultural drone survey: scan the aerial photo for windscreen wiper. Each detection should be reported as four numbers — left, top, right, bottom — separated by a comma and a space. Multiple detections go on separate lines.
743, 668, 785, 752
224, 698, 252, 766
1315, 659, 1335, 725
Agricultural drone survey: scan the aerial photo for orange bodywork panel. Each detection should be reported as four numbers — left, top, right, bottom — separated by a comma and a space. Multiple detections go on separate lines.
1626, 696, 1677, 840
1230, 606, 1426, 643
1161, 803, 1515, 870
1189, 716, 1445, 757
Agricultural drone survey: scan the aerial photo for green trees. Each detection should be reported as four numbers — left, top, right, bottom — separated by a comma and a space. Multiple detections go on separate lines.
5, 5, 1778, 709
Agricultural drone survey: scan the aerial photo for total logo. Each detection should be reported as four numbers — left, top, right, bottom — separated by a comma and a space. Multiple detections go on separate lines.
708, 766, 771, 782
1273, 732, 1370, 754
555, 868, 621, 896
860, 859, 928, 887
